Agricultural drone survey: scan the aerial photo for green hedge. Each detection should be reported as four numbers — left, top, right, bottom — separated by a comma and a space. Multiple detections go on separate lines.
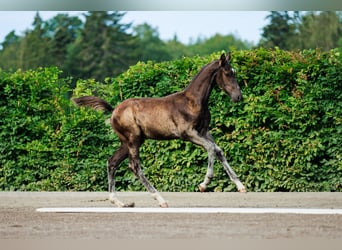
1, 48, 341, 191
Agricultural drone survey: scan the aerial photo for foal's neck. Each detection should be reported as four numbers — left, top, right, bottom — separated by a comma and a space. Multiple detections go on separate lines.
183, 60, 219, 106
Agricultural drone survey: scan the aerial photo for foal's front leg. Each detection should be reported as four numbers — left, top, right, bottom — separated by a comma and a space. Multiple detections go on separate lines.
198, 133, 217, 192
188, 131, 246, 193
199, 140, 215, 192
213, 144, 246, 192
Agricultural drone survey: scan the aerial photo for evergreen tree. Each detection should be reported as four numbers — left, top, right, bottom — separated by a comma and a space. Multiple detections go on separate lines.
259, 11, 342, 51
18, 12, 52, 70
164, 34, 189, 59
298, 11, 342, 51
133, 23, 171, 62
1, 31, 20, 49
72, 11, 139, 81
188, 33, 253, 56
0, 31, 21, 70
259, 11, 300, 50
46, 14, 83, 76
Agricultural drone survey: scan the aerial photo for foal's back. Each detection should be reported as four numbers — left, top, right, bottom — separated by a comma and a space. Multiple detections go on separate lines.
111, 91, 196, 141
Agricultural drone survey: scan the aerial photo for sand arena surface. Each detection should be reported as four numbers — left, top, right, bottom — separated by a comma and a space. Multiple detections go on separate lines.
1, 192, 342, 239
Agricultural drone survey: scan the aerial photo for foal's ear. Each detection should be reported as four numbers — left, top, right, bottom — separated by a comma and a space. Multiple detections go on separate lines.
226, 52, 231, 62
219, 53, 227, 66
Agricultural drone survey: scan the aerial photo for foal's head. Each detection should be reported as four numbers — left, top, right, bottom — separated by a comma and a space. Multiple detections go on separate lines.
214, 53, 242, 102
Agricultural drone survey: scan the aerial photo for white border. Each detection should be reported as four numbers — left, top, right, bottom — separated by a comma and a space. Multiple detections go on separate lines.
36, 207, 342, 214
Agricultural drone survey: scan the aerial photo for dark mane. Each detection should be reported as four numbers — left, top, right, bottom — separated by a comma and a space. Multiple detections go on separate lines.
189, 60, 219, 85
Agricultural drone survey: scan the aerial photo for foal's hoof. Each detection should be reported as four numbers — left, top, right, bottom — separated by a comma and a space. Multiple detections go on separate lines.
198, 184, 206, 193
123, 202, 135, 207
159, 202, 169, 208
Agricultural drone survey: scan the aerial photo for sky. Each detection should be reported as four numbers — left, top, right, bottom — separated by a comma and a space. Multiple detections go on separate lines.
0, 11, 269, 45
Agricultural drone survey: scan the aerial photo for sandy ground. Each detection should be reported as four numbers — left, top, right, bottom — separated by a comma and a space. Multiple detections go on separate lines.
0, 192, 342, 239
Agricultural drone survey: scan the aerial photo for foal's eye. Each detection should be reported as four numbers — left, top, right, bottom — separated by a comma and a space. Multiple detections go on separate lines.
225, 68, 236, 77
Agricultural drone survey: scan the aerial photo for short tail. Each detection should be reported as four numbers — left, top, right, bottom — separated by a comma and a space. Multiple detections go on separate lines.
72, 96, 114, 114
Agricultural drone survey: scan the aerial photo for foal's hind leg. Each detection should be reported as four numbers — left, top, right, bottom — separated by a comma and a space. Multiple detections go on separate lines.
128, 144, 168, 208
107, 144, 134, 207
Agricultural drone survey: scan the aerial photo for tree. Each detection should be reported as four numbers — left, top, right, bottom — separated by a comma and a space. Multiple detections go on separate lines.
133, 23, 171, 62
72, 11, 140, 81
1, 31, 19, 49
0, 31, 21, 70
298, 11, 342, 51
259, 11, 300, 50
0, 12, 83, 74
45, 13, 83, 74
165, 34, 189, 59
18, 12, 52, 70
259, 11, 342, 51
188, 33, 253, 56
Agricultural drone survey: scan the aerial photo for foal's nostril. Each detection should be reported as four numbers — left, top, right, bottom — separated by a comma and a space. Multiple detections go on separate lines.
234, 94, 242, 102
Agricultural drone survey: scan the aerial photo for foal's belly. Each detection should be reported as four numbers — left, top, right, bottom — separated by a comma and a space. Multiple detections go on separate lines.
138, 114, 181, 140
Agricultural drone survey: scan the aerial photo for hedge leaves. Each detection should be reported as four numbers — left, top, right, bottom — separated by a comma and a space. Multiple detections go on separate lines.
1, 48, 341, 191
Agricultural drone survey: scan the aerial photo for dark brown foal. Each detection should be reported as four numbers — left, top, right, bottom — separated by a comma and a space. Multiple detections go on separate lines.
73, 53, 246, 208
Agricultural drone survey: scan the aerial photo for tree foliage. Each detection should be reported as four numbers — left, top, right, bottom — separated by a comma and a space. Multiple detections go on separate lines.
133, 23, 171, 62
188, 34, 253, 55
298, 11, 342, 51
71, 12, 140, 81
260, 11, 342, 51
259, 11, 300, 50
1, 48, 341, 192
1, 11, 342, 82
0, 11, 253, 81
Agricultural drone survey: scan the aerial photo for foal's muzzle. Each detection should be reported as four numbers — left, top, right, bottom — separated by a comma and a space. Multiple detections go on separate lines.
231, 91, 243, 102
